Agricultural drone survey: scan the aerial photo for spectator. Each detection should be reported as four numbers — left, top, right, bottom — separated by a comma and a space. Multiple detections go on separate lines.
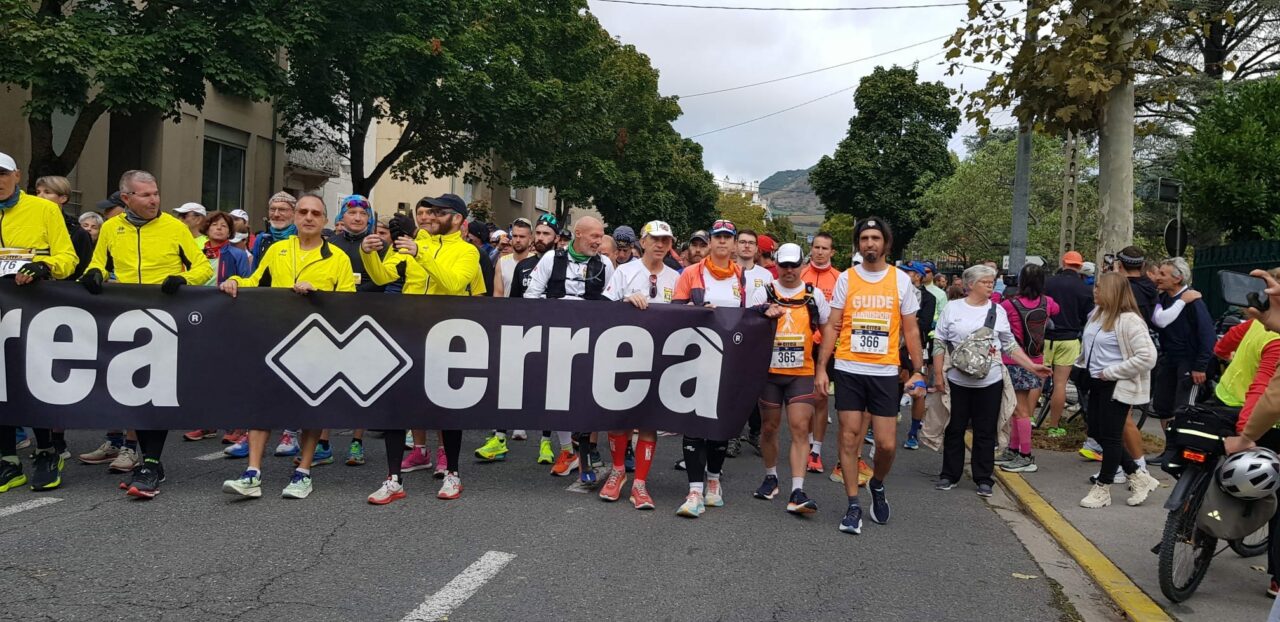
34, 175, 93, 279
612, 225, 638, 267
1040, 251, 1094, 437
465, 220, 495, 296
1149, 257, 1215, 465
78, 212, 103, 241
685, 230, 709, 266
94, 191, 126, 220
251, 192, 298, 270
201, 212, 252, 285
758, 234, 779, 278
174, 203, 208, 245
998, 263, 1059, 474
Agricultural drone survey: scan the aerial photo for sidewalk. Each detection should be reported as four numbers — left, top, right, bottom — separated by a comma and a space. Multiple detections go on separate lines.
1009, 448, 1271, 621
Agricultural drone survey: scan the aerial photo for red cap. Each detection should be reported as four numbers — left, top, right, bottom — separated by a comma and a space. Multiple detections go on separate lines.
1062, 251, 1084, 267
757, 235, 776, 254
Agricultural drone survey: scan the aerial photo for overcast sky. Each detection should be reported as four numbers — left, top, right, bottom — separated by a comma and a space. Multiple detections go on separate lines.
588, 0, 1015, 186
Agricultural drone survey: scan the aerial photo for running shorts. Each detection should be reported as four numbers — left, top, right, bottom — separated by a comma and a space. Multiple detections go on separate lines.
834, 370, 899, 417
759, 374, 817, 407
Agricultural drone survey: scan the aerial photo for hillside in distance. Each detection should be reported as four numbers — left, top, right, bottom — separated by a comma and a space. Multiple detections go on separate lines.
760, 167, 824, 233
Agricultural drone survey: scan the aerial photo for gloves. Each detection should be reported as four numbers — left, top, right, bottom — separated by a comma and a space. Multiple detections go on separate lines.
161, 275, 185, 295
80, 268, 104, 295
17, 262, 51, 281
389, 213, 417, 241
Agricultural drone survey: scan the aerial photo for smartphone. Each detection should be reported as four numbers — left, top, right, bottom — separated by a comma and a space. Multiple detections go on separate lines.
1220, 270, 1270, 311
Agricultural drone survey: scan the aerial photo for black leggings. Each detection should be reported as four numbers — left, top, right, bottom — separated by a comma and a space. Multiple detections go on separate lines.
442, 430, 461, 475
383, 430, 406, 477
135, 430, 168, 462
0, 427, 54, 456
1085, 378, 1138, 484
682, 437, 728, 485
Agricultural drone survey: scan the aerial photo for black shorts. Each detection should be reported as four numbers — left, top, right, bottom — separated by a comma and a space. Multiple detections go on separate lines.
834, 370, 899, 417
759, 374, 817, 407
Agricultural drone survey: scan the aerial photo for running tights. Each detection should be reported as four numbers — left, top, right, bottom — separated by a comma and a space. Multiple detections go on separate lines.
682, 436, 728, 484
0, 427, 54, 456
442, 429, 461, 474
383, 429, 406, 477
135, 430, 168, 461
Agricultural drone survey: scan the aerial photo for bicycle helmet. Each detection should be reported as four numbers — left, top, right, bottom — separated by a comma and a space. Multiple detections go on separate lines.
1218, 448, 1280, 500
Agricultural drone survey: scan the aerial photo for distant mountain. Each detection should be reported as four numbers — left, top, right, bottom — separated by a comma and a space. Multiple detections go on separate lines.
760, 167, 824, 234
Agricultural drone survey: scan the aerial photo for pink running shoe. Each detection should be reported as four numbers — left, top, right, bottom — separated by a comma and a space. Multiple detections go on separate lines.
400, 447, 433, 473
433, 447, 448, 479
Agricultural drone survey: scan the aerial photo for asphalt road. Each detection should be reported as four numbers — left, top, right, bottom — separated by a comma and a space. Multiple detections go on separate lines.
0, 425, 1071, 621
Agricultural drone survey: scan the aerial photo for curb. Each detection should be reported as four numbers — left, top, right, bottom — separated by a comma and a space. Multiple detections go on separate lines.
994, 468, 1174, 622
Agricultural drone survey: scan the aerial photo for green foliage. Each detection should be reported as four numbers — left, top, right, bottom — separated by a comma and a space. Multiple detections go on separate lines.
809, 66, 960, 256
911, 133, 1100, 265
0, 0, 292, 183
764, 216, 800, 245
819, 212, 858, 271
716, 192, 766, 233
1176, 77, 1280, 241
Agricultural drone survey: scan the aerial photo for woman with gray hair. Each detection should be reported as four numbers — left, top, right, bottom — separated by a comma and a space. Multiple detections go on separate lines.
933, 264, 1051, 496
78, 211, 104, 242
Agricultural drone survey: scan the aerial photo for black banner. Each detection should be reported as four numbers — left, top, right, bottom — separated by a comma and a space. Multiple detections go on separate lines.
0, 281, 773, 439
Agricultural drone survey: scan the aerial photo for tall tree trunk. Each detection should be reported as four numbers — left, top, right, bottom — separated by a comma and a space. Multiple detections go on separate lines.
1096, 77, 1135, 264
24, 97, 106, 192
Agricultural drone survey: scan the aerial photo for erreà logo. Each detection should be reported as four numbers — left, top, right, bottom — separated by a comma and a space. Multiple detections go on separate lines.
266, 314, 412, 406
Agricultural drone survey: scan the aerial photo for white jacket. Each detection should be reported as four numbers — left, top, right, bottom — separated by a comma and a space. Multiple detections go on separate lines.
1075, 311, 1158, 405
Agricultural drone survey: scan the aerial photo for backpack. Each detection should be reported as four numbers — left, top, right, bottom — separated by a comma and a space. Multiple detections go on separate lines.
1009, 297, 1050, 358
766, 282, 820, 332
948, 304, 1000, 379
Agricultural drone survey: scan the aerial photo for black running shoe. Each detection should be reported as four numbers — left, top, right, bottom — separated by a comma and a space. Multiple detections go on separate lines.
753, 474, 780, 500
0, 461, 26, 493
787, 489, 817, 514
126, 461, 165, 499
29, 450, 62, 491
868, 483, 891, 524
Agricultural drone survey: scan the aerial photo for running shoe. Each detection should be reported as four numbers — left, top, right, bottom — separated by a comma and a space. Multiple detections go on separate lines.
108, 446, 140, 473
630, 481, 655, 510
309, 444, 334, 466
857, 459, 873, 488
994, 448, 1018, 465
0, 461, 26, 493
16, 434, 31, 451
126, 461, 164, 499
599, 469, 627, 502
345, 440, 365, 466
1088, 468, 1127, 485
511, 430, 528, 441
368, 477, 406, 505
550, 449, 579, 477
29, 450, 62, 491
976, 483, 993, 497
674, 459, 686, 471
676, 491, 705, 518
433, 447, 448, 479
224, 438, 249, 459
863, 429, 874, 445
624, 443, 635, 473
281, 470, 313, 499
222, 430, 246, 444
78, 440, 120, 465
935, 478, 957, 491
903, 436, 920, 450
437, 472, 462, 499
274, 431, 300, 457
1078, 448, 1102, 462
705, 479, 724, 507
589, 450, 603, 469
868, 483, 890, 524
839, 504, 863, 534
222, 470, 262, 498
1046, 427, 1067, 438
726, 437, 741, 458
401, 448, 433, 473
474, 435, 508, 462
579, 468, 598, 487
537, 438, 554, 464
1268, 579, 1278, 598
754, 474, 780, 500
806, 452, 824, 474
786, 489, 817, 514
829, 463, 844, 484
1002, 454, 1038, 473
183, 429, 217, 442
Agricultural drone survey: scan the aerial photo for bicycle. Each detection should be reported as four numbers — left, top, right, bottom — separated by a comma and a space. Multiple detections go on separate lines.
1032, 374, 1084, 430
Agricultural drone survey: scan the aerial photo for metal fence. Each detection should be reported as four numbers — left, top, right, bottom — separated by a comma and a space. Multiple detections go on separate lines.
1192, 241, 1280, 318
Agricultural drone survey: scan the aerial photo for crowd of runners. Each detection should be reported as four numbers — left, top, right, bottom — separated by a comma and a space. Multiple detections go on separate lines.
0, 154, 1268, 550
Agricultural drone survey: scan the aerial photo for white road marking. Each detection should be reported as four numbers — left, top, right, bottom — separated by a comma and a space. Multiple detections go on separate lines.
0, 497, 62, 518
195, 450, 229, 461
400, 551, 516, 622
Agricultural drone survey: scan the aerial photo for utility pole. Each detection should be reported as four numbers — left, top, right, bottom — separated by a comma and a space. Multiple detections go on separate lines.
1007, 1, 1039, 277
1058, 130, 1079, 256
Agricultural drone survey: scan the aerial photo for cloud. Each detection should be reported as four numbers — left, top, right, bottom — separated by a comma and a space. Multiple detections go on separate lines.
589, 0, 1007, 182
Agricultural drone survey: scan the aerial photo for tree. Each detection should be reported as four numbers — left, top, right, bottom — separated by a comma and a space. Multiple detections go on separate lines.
912, 133, 1100, 264
716, 192, 766, 233
0, 1, 292, 188
1175, 77, 1280, 241
819, 212, 857, 270
809, 65, 960, 256
764, 216, 800, 245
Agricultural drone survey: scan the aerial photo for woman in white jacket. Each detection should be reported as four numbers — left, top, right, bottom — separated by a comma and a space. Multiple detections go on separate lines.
1077, 273, 1162, 508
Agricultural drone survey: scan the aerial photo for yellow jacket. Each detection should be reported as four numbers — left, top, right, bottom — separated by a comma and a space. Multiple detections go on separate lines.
87, 212, 213, 285
360, 245, 427, 295
0, 191, 79, 279
412, 230, 481, 296
231, 237, 356, 292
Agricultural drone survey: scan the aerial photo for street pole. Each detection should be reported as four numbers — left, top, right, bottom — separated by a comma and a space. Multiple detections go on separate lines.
1008, 1, 1038, 277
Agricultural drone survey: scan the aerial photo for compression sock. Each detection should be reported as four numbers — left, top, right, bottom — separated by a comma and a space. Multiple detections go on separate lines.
633, 440, 656, 483
608, 433, 628, 471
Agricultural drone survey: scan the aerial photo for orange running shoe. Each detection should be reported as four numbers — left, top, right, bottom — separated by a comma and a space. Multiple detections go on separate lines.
599, 469, 627, 502
857, 458, 873, 487
222, 430, 246, 444
829, 463, 844, 484
550, 449, 579, 477
630, 481, 655, 510
182, 430, 217, 442
806, 451, 824, 474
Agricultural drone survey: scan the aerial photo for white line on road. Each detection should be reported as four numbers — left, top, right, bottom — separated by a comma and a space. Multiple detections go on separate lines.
195, 450, 229, 461
0, 497, 62, 518
400, 551, 516, 622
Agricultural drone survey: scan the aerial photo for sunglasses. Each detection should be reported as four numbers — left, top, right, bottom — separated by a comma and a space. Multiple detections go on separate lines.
712, 219, 735, 231
344, 197, 371, 209
649, 273, 658, 299
778, 262, 802, 269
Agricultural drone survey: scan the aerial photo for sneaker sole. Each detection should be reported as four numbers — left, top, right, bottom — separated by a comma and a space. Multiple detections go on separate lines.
806, 466, 823, 474
437, 490, 462, 500
30, 477, 61, 491
126, 486, 157, 499
676, 508, 702, 518
282, 489, 312, 499
0, 476, 29, 492
754, 488, 779, 500
787, 503, 817, 514
369, 491, 406, 505
108, 464, 138, 473
78, 456, 118, 465
977, 490, 993, 498
838, 522, 862, 534
1003, 465, 1038, 473
222, 483, 262, 498
402, 464, 434, 473
474, 454, 508, 462
550, 462, 580, 477
345, 459, 365, 466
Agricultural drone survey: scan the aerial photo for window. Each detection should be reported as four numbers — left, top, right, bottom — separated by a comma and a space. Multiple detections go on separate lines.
202, 140, 245, 212
461, 182, 474, 204
535, 187, 549, 211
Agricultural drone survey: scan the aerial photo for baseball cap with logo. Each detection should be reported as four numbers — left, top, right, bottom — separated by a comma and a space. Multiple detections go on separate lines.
0, 152, 17, 173
710, 219, 737, 237
689, 229, 710, 244
174, 203, 207, 217
1062, 251, 1084, 267
641, 220, 674, 238
776, 243, 804, 267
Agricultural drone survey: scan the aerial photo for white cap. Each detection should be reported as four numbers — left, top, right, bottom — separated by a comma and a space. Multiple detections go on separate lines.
490, 229, 508, 242
776, 243, 803, 265
0, 153, 16, 172
1081, 261, 1097, 276
640, 220, 674, 238
230, 209, 250, 221
174, 202, 207, 216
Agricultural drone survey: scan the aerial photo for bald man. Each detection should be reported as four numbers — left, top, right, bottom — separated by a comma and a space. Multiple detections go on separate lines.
598, 235, 617, 268
524, 215, 615, 483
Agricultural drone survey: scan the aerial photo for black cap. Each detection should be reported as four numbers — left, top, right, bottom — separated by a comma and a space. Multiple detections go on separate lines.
419, 193, 468, 219
95, 191, 125, 211
467, 220, 488, 242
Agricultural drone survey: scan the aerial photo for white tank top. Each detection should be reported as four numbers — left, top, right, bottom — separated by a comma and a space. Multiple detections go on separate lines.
499, 254, 517, 295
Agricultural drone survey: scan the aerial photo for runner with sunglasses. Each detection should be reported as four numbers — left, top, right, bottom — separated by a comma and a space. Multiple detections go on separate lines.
597, 220, 681, 509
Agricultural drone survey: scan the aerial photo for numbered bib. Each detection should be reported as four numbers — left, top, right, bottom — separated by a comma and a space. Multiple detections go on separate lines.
771, 334, 805, 369
851, 318, 890, 355
0, 248, 35, 277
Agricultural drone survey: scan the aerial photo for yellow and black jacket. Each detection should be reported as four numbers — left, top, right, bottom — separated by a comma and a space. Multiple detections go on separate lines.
0, 191, 79, 279
231, 236, 356, 293
87, 212, 213, 285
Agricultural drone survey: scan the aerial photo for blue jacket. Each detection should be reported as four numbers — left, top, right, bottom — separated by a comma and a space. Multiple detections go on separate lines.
1157, 289, 1216, 372
211, 243, 253, 284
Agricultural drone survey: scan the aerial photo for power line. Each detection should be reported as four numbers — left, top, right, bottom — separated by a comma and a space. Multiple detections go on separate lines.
596, 0, 966, 11
679, 35, 951, 98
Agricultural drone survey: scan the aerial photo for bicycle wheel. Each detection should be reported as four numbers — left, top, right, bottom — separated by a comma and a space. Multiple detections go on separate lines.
1158, 475, 1218, 602
1033, 380, 1053, 429
1229, 525, 1269, 558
